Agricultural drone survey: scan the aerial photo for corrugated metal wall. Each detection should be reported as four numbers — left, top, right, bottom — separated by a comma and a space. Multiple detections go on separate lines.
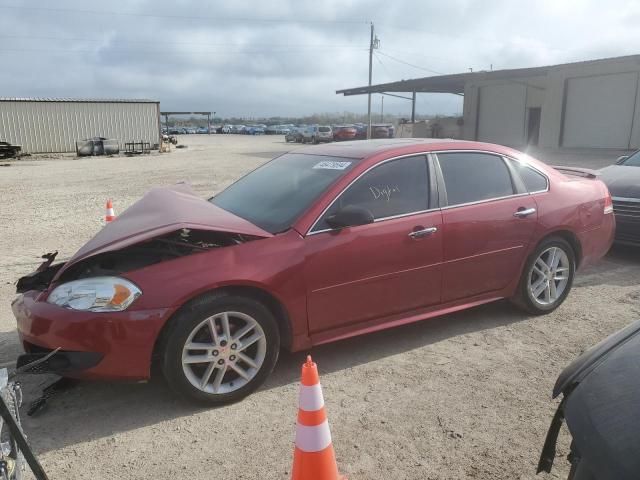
0, 101, 160, 153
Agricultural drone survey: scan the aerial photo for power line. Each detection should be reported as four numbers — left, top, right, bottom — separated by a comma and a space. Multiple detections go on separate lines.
373, 52, 392, 77
376, 50, 445, 75
378, 47, 454, 65
0, 34, 367, 49
0, 47, 369, 56
0, 4, 368, 24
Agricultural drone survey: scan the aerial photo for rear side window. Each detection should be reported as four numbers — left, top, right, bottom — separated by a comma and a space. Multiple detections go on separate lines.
508, 159, 548, 192
437, 153, 514, 206
319, 127, 331, 132
314, 155, 429, 230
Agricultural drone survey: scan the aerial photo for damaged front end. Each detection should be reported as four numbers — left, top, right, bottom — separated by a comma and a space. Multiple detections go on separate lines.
14, 228, 263, 379
57, 228, 258, 283
16, 229, 260, 293
16, 252, 64, 294
13, 184, 273, 380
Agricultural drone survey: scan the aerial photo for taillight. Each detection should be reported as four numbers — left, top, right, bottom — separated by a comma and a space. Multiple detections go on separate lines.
604, 191, 614, 214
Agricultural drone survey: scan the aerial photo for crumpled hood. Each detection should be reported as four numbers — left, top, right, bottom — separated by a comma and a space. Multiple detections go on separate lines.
64, 183, 272, 267
599, 165, 640, 198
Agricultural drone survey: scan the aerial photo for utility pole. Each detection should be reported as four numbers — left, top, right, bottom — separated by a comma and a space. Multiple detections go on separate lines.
380, 95, 384, 122
367, 23, 379, 139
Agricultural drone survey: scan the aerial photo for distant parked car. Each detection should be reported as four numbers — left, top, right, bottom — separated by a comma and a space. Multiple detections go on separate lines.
245, 126, 265, 135
231, 125, 245, 134
599, 151, 640, 246
333, 125, 357, 141
353, 124, 367, 140
197, 127, 209, 134
285, 129, 299, 142
266, 125, 291, 135
221, 125, 233, 134
372, 124, 395, 138
372, 125, 389, 139
168, 127, 181, 135
302, 125, 333, 144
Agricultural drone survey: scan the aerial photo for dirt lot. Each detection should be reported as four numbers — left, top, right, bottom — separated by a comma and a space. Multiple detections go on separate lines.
1, 135, 639, 479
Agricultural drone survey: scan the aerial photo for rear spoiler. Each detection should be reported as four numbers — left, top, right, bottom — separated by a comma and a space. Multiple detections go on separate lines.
552, 166, 600, 179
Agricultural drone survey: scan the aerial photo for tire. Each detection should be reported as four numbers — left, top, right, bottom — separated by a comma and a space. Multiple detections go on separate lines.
512, 236, 576, 315
160, 292, 280, 404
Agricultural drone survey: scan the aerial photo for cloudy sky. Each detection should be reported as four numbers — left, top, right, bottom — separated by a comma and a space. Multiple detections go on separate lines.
1, 0, 639, 118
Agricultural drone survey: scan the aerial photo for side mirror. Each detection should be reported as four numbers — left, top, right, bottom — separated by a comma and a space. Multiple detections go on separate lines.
325, 205, 374, 230
615, 155, 629, 165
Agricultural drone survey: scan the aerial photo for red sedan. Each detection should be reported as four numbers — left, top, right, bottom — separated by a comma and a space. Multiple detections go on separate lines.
12, 139, 614, 404
333, 125, 357, 141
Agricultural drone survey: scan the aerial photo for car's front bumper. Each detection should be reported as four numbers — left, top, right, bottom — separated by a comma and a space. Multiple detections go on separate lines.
12, 290, 173, 380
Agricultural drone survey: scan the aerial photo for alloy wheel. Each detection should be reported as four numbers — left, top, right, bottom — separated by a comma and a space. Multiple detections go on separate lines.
181, 311, 267, 395
528, 246, 571, 306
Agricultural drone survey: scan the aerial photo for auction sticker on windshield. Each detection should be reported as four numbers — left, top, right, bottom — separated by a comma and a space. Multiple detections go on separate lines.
313, 161, 352, 170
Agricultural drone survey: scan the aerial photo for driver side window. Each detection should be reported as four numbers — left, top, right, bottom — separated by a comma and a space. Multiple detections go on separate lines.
313, 155, 429, 231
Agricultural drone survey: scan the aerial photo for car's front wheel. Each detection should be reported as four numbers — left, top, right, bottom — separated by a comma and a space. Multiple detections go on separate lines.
161, 293, 280, 404
513, 236, 576, 315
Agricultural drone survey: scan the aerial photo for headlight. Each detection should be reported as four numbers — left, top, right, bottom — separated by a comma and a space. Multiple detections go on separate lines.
47, 277, 142, 312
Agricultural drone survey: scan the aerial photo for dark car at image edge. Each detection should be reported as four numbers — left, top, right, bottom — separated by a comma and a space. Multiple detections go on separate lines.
538, 319, 640, 479
599, 151, 640, 246
12, 139, 614, 404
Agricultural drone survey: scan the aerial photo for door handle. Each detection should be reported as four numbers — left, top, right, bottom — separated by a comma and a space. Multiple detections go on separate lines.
513, 207, 536, 218
408, 226, 438, 239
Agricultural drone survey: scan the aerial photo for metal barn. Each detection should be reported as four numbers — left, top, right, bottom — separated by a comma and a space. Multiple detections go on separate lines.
0, 98, 160, 154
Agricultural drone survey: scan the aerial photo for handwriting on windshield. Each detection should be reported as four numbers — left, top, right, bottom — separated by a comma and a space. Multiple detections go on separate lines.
370, 184, 400, 202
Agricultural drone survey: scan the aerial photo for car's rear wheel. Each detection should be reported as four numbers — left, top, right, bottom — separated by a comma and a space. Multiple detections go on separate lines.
513, 236, 576, 315
512, 237, 576, 315
161, 293, 280, 404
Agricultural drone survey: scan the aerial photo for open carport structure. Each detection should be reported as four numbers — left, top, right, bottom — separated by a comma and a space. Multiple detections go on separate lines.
337, 54, 640, 150
161, 111, 215, 133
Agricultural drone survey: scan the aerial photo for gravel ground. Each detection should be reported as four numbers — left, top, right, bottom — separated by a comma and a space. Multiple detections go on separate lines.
0, 135, 638, 479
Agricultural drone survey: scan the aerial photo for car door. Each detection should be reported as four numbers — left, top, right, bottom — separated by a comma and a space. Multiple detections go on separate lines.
435, 151, 538, 303
304, 155, 443, 334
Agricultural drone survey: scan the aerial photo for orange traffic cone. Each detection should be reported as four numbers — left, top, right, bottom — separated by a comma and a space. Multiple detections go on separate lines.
291, 356, 345, 480
105, 199, 116, 223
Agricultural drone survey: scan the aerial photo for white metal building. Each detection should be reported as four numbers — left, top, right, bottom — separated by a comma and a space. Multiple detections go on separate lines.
0, 98, 160, 153
338, 55, 640, 150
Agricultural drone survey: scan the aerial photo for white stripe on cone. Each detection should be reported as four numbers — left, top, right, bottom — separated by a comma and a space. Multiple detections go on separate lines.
295, 420, 332, 452
106, 208, 115, 218
298, 384, 324, 411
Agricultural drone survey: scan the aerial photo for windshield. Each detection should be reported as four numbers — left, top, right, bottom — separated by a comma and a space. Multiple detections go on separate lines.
319, 127, 331, 132
622, 151, 640, 166
211, 153, 359, 233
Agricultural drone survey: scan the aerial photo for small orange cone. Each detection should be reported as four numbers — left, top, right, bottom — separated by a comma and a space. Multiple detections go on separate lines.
291, 356, 345, 480
105, 199, 116, 223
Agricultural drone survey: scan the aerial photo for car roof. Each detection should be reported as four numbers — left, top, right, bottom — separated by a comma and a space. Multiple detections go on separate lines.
291, 138, 523, 159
